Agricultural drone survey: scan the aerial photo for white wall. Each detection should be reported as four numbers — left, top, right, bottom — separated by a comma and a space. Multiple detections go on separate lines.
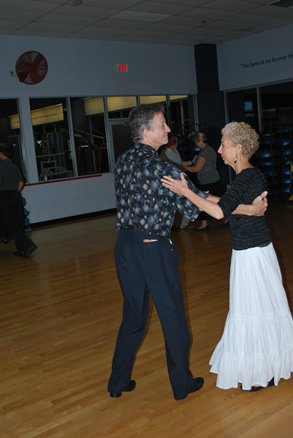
0, 35, 197, 97
22, 173, 115, 224
217, 24, 293, 91
0, 35, 197, 223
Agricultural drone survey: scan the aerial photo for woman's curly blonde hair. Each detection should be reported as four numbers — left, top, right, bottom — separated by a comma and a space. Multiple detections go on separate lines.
221, 122, 259, 159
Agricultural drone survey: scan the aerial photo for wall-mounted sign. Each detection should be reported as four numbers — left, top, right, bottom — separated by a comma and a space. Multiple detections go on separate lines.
117, 64, 128, 72
9, 104, 64, 129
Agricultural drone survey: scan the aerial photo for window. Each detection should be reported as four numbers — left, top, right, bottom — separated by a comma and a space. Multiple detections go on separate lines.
169, 95, 198, 161
30, 98, 74, 181
226, 89, 258, 131
139, 96, 166, 105
261, 82, 293, 134
0, 98, 26, 179
107, 96, 137, 119
71, 97, 109, 176
11, 94, 196, 182
225, 81, 293, 199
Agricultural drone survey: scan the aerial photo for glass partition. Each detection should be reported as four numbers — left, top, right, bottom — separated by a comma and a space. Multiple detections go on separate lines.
169, 95, 188, 131
225, 81, 293, 200
261, 82, 293, 134
70, 97, 109, 176
107, 96, 137, 119
108, 119, 133, 162
7, 94, 197, 182
226, 89, 258, 131
139, 96, 166, 105
29, 98, 74, 181
168, 95, 198, 161
0, 98, 26, 178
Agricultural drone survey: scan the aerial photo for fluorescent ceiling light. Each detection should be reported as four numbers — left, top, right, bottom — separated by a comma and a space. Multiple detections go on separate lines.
111, 11, 171, 23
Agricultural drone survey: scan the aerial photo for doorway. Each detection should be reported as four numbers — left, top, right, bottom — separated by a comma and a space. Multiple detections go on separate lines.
108, 119, 134, 169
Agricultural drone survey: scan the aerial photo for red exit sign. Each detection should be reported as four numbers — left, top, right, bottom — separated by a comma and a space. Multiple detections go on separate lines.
117, 63, 128, 72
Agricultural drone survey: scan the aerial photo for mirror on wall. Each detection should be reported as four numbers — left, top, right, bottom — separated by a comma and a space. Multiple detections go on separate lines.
29, 98, 74, 182
5, 94, 197, 183
226, 89, 259, 131
0, 98, 26, 179
71, 97, 109, 176
225, 81, 293, 200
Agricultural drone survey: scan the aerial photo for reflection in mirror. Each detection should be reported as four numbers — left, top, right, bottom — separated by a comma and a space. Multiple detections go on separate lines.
107, 96, 137, 119
109, 120, 133, 162
1, 98, 26, 179
168, 95, 199, 162
139, 96, 166, 105
226, 89, 258, 131
29, 98, 74, 181
71, 97, 109, 176
261, 82, 293, 134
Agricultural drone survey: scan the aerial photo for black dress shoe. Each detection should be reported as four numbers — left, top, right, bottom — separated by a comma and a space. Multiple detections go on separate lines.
22, 244, 38, 257
241, 377, 274, 392
110, 380, 136, 398
188, 377, 204, 395
173, 377, 205, 400
176, 377, 204, 400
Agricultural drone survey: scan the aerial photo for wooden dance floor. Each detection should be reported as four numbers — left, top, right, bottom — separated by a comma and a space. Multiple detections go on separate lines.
1, 202, 293, 437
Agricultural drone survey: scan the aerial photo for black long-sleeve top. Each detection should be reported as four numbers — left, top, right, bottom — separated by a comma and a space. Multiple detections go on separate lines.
218, 167, 272, 250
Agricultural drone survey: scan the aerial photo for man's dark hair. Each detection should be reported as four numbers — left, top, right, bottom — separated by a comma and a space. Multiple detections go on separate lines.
129, 103, 166, 143
0, 143, 13, 158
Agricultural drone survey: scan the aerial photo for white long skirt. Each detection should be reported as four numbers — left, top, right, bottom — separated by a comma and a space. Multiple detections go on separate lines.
209, 243, 293, 390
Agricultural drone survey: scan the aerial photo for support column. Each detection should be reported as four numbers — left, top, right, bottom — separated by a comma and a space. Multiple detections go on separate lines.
194, 44, 229, 187
18, 97, 39, 183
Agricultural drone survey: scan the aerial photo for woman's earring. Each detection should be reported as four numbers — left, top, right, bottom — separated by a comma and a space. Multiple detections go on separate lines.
234, 156, 238, 163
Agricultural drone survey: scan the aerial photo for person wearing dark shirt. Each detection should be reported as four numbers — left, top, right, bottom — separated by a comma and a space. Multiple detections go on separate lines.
161, 122, 293, 392
108, 104, 207, 401
108, 105, 268, 401
160, 132, 196, 231
183, 132, 227, 230
0, 143, 37, 257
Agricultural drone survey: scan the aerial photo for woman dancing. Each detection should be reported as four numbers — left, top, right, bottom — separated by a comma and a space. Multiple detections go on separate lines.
161, 122, 293, 391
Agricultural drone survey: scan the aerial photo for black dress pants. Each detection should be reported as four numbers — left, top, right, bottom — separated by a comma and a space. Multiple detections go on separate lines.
0, 190, 33, 251
108, 229, 194, 400
0, 210, 10, 240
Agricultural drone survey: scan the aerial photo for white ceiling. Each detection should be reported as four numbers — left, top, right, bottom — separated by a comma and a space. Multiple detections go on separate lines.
1, 0, 293, 45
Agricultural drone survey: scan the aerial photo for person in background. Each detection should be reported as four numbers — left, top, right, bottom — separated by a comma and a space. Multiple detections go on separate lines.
160, 132, 197, 169
183, 132, 228, 230
161, 122, 293, 392
0, 143, 37, 257
160, 132, 197, 231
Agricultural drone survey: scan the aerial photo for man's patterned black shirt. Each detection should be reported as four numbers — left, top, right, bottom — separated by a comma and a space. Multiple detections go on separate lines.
115, 143, 207, 236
